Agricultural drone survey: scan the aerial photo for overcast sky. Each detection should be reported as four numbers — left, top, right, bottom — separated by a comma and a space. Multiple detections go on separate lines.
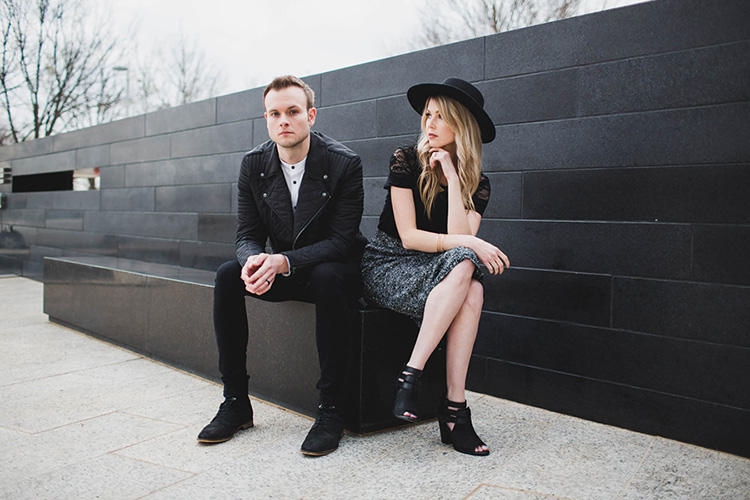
103, 0, 646, 96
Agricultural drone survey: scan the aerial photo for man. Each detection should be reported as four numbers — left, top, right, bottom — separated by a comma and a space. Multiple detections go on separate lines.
198, 75, 365, 456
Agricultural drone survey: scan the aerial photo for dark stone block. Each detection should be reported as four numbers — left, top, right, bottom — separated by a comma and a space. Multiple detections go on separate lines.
523, 164, 750, 224
101, 187, 155, 212
345, 135, 416, 178
110, 136, 170, 165
230, 183, 238, 215
52, 116, 145, 151
345, 308, 446, 433
45, 210, 84, 230
118, 235, 181, 266
41, 256, 446, 434
375, 95, 418, 137
479, 220, 692, 279
486, 103, 750, 171
613, 277, 750, 348
693, 225, 750, 287
170, 121, 253, 158
244, 299, 319, 413
483, 173, 522, 219
0, 136, 54, 161
252, 118, 267, 148
124, 153, 242, 187
216, 87, 265, 124
476, 313, 749, 409
479, 70, 578, 125
465, 354, 487, 395
2, 208, 45, 228
146, 276, 218, 378
75, 145, 110, 169
485, 359, 750, 458
485, 0, 750, 78
36, 228, 117, 256
24, 190, 100, 210
361, 216, 379, 241
100, 165, 124, 189
0, 254, 22, 275
43, 258, 150, 351
579, 40, 750, 116
363, 177, 386, 217
314, 101, 377, 141
197, 214, 236, 243
179, 240, 234, 271
483, 268, 611, 327
84, 211, 198, 240
155, 184, 232, 213
12, 151, 76, 175
321, 38, 484, 106
145, 98, 217, 136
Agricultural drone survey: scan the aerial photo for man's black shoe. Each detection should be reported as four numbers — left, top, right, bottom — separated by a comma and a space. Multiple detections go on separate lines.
197, 396, 254, 443
300, 404, 344, 456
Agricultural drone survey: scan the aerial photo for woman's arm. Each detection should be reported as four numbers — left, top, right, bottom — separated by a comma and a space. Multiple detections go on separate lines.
430, 148, 479, 236
392, 186, 510, 274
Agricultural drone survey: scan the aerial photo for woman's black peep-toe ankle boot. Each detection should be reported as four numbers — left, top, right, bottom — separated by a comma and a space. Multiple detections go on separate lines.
392, 365, 423, 422
438, 399, 490, 456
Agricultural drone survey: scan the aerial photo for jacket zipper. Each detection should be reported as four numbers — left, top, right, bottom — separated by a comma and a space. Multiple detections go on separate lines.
292, 197, 330, 250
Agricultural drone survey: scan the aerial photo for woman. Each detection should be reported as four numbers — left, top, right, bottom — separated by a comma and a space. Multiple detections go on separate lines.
361, 78, 509, 456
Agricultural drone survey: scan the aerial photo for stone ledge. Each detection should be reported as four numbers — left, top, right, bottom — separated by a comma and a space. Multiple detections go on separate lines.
42, 256, 446, 434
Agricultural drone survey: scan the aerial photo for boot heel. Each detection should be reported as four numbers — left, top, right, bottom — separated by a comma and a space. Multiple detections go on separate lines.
438, 419, 452, 444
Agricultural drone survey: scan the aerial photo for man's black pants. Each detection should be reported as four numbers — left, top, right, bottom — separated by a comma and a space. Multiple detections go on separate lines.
213, 256, 361, 407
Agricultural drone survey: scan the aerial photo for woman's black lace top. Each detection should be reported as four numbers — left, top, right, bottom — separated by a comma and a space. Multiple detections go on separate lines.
377, 146, 491, 240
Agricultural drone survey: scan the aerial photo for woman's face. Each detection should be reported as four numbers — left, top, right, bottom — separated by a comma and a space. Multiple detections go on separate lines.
423, 98, 456, 150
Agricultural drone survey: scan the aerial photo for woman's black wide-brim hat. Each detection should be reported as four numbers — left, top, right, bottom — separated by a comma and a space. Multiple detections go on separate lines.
407, 77, 495, 143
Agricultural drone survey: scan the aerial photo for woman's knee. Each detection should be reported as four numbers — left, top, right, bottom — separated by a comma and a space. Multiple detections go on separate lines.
463, 279, 484, 312
447, 259, 476, 283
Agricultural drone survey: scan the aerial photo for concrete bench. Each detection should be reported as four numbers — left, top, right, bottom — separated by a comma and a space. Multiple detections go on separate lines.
42, 256, 446, 434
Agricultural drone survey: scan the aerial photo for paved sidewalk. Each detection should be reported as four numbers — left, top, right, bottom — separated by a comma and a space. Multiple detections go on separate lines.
1, 275, 748, 499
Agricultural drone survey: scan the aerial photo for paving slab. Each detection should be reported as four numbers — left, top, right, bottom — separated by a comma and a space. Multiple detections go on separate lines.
1, 276, 748, 500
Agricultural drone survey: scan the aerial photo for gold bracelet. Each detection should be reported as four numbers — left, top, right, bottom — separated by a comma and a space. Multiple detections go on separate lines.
438, 234, 445, 252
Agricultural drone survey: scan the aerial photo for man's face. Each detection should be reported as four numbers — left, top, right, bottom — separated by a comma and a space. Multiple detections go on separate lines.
264, 86, 316, 149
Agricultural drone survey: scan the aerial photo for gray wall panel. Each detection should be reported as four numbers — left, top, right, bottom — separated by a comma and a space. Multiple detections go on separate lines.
52, 115, 145, 152
321, 38, 485, 106
84, 211, 198, 239
170, 120, 253, 158
124, 154, 242, 187
45, 210, 84, 230
579, 40, 750, 116
101, 187, 155, 212
145, 98, 217, 136
155, 184, 231, 213
75, 145, 110, 169
110, 135, 171, 165
12, 151, 76, 175
216, 88, 265, 124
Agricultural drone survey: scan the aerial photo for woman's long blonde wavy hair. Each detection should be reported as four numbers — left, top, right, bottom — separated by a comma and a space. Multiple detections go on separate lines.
417, 95, 483, 219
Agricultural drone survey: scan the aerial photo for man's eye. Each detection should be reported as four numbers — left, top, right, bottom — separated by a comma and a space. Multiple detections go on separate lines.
289, 110, 298, 115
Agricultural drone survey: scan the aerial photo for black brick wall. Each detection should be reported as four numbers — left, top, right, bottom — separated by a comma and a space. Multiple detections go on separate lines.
1, 0, 748, 456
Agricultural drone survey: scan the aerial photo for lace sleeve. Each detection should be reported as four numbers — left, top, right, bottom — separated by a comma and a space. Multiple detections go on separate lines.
472, 174, 491, 215
385, 146, 418, 189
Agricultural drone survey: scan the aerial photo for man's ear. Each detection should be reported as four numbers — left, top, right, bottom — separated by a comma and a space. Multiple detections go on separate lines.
308, 107, 316, 126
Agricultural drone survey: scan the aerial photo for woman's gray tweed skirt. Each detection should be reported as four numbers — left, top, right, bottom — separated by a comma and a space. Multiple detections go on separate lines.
360, 230, 483, 323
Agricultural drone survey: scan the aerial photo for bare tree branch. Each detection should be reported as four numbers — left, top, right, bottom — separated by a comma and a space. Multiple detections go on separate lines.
0, 0, 123, 142
414, 0, 583, 48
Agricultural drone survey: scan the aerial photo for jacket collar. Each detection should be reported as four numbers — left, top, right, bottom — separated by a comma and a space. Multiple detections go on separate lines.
259, 132, 331, 238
